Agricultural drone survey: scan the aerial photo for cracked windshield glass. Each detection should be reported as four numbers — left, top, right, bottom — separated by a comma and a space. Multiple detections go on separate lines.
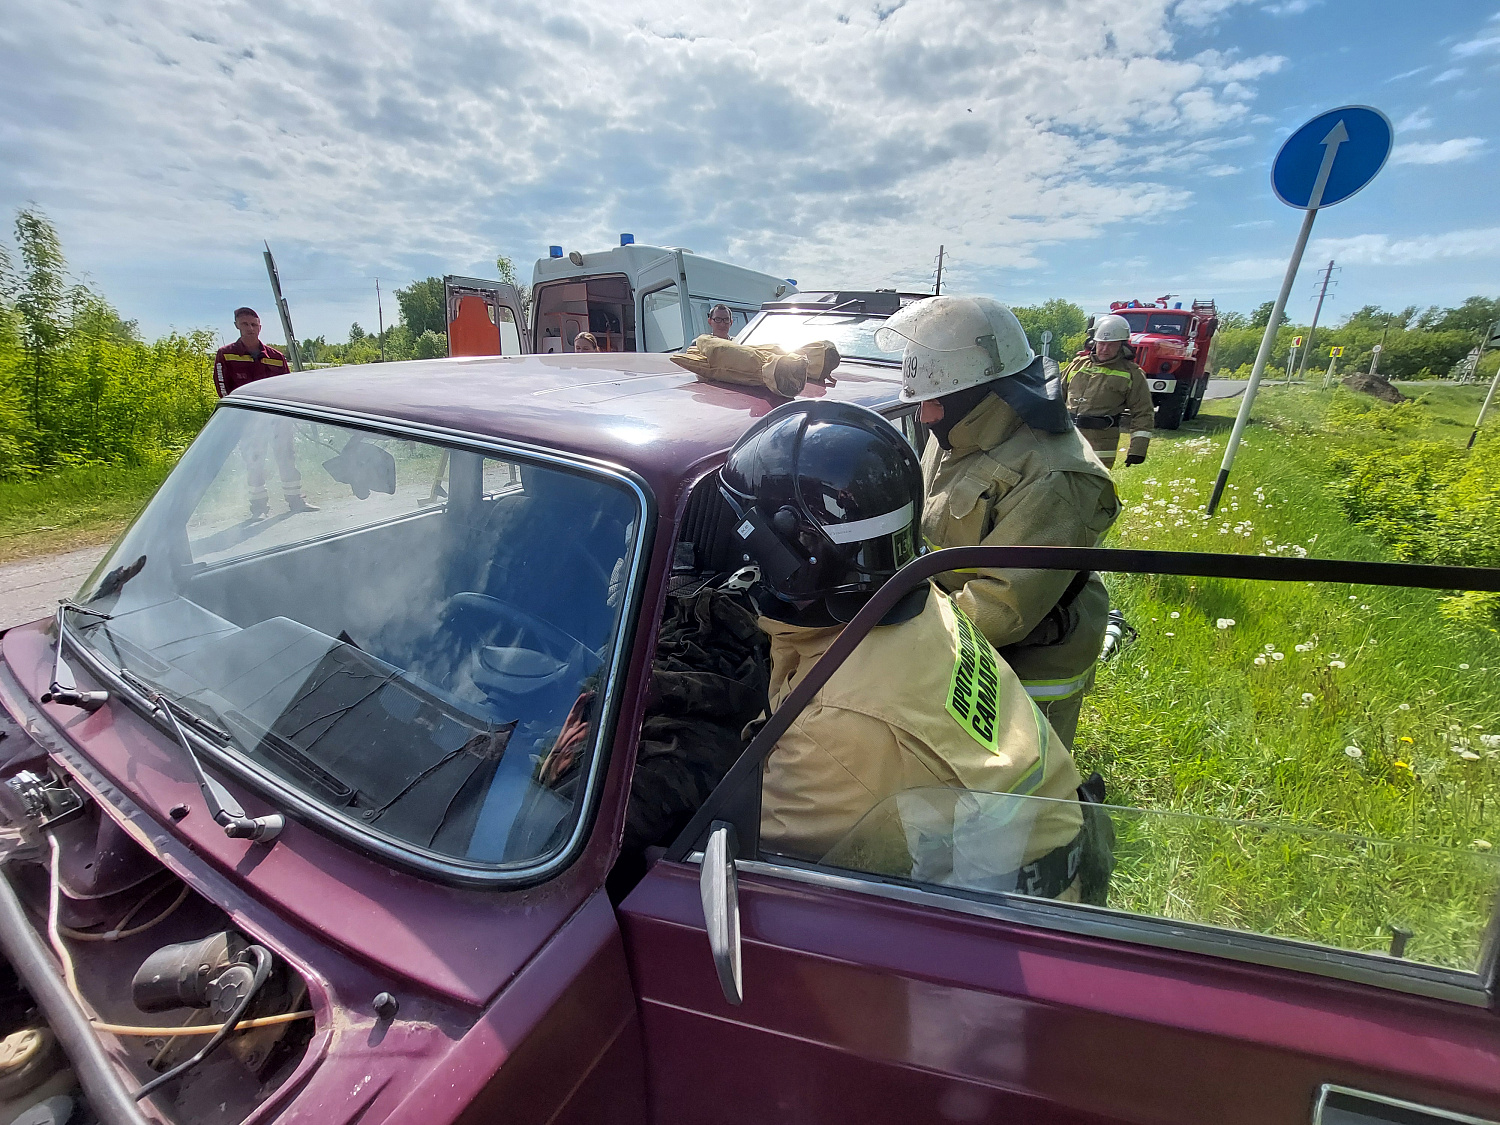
71, 407, 640, 867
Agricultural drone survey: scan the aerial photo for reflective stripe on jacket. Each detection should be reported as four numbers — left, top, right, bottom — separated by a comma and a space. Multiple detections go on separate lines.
213, 340, 290, 397
1063, 355, 1156, 437
758, 586, 1083, 864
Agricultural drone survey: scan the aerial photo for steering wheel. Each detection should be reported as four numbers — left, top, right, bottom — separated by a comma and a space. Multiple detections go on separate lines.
444, 592, 594, 663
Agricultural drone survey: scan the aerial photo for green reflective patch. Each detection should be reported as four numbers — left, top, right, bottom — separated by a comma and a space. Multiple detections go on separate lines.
946, 605, 1001, 753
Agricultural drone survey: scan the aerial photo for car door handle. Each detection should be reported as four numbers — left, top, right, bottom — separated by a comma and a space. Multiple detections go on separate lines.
699, 821, 743, 1006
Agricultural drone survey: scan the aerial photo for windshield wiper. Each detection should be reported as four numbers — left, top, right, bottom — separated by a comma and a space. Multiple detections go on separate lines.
120, 670, 284, 843
41, 601, 111, 711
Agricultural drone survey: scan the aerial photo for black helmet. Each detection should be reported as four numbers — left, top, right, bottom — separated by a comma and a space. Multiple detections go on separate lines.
719, 400, 923, 620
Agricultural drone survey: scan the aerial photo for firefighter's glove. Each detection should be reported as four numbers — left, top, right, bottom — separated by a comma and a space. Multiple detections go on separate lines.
1125, 453, 1146, 466
1125, 433, 1150, 466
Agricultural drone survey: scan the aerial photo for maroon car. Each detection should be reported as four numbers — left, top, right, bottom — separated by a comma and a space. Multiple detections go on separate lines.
0, 349, 1496, 1125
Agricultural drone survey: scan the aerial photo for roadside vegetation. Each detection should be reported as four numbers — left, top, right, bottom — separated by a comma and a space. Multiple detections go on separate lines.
1078, 385, 1499, 970
0, 208, 525, 560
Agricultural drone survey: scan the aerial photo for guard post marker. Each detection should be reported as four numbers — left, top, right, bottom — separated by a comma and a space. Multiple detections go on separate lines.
1207, 106, 1393, 515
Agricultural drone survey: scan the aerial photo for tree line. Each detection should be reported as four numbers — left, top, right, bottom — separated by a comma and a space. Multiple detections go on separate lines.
3, 202, 1494, 482
1009, 295, 1500, 382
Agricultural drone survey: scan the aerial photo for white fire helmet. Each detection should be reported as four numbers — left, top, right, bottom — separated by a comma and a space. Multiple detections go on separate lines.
1092, 314, 1131, 343
875, 296, 1036, 404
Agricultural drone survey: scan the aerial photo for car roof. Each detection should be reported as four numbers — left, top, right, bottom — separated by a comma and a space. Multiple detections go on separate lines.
234, 351, 905, 502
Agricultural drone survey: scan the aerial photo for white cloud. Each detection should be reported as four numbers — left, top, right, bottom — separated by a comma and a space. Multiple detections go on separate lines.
1452, 34, 1500, 57
1391, 137, 1486, 164
1262, 0, 1319, 15
0, 0, 1292, 336
1385, 66, 1429, 82
1432, 67, 1467, 82
1396, 108, 1433, 131
1310, 228, 1500, 266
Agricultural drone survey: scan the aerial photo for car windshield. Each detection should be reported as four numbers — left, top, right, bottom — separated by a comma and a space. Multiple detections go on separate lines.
738, 310, 904, 363
69, 406, 642, 874
1120, 311, 1188, 336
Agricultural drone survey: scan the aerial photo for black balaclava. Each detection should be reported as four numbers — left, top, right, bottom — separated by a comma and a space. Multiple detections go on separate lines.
930, 354, 1072, 449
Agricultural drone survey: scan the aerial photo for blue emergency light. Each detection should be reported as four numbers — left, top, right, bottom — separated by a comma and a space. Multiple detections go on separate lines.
786, 279, 797, 286
549, 245, 563, 258
620, 233, 635, 246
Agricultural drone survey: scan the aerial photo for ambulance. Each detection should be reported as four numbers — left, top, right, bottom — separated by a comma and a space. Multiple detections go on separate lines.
444, 237, 793, 357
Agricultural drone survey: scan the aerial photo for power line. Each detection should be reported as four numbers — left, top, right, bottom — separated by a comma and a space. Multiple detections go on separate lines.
1294, 260, 1340, 381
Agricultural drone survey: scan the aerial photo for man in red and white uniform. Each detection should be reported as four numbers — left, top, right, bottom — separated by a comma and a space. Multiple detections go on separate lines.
214, 308, 316, 519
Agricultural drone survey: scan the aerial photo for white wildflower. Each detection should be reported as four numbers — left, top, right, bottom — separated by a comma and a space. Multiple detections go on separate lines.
1459, 663, 1470, 670
1480, 734, 1500, 749
1253, 655, 1267, 666
1272, 652, 1285, 661
1344, 746, 1362, 759
1301, 693, 1315, 703
1398, 703, 1410, 711
1460, 751, 1481, 762
1169, 611, 1180, 619
1216, 619, 1235, 629
1329, 660, 1346, 669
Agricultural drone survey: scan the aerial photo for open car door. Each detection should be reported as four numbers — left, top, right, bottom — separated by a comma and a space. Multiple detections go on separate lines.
619, 545, 1500, 1125
444, 275, 528, 357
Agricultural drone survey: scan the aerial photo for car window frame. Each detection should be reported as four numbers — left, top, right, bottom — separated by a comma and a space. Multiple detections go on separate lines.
666, 544, 1500, 1006
66, 398, 658, 890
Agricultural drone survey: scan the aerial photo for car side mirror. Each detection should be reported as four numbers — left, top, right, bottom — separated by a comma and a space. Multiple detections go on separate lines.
699, 821, 743, 1006
322, 437, 397, 500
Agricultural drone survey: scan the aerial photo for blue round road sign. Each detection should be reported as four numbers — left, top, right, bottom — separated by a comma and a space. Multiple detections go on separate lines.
1271, 105, 1393, 210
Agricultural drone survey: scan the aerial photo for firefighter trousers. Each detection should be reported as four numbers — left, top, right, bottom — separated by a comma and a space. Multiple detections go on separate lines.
1080, 426, 1121, 469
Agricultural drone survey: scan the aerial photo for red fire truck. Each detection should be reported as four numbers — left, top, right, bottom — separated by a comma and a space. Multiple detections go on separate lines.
1108, 297, 1219, 429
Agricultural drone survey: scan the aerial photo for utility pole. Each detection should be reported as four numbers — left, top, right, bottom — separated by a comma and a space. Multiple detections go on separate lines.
1294, 260, 1336, 382
376, 278, 386, 362
933, 245, 945, 296
262, 242, 304, 372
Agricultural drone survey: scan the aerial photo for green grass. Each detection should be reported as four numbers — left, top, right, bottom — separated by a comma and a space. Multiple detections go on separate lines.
1074, 385, 1500, 970
0, 458, 177, 563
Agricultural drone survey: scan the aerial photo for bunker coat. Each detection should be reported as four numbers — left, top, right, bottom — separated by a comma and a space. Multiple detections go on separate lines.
921, 393, 1119, 748
1063, 353, 1155, 466
758, 586, 1084, 882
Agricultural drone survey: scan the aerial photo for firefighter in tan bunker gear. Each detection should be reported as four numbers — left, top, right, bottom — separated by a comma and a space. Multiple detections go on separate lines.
875, 297, 1120, 750
1062, 313, 1155, 469
719, 400, 1103, 902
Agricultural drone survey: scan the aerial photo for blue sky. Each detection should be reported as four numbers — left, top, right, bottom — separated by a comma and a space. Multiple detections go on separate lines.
1, 0, 1496, 344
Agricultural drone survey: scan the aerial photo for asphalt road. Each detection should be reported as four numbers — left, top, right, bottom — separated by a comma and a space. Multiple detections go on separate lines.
1202, 379, 1247, 400
0, 545, 108, 628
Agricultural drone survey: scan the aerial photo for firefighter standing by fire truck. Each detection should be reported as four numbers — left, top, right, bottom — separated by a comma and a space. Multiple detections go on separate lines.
1062, 313, 1155, 469
875, 297, 1119, 750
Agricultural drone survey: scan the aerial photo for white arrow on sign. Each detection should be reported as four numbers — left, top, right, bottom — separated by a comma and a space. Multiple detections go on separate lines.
1307, 119, 1349, 212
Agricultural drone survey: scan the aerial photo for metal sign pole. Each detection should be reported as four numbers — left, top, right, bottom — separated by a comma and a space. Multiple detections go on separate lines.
1207, 106, 1391, 515
1470, 363, 1500, 449
1207, 208, 1316, 514
262, 242, 304, 372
